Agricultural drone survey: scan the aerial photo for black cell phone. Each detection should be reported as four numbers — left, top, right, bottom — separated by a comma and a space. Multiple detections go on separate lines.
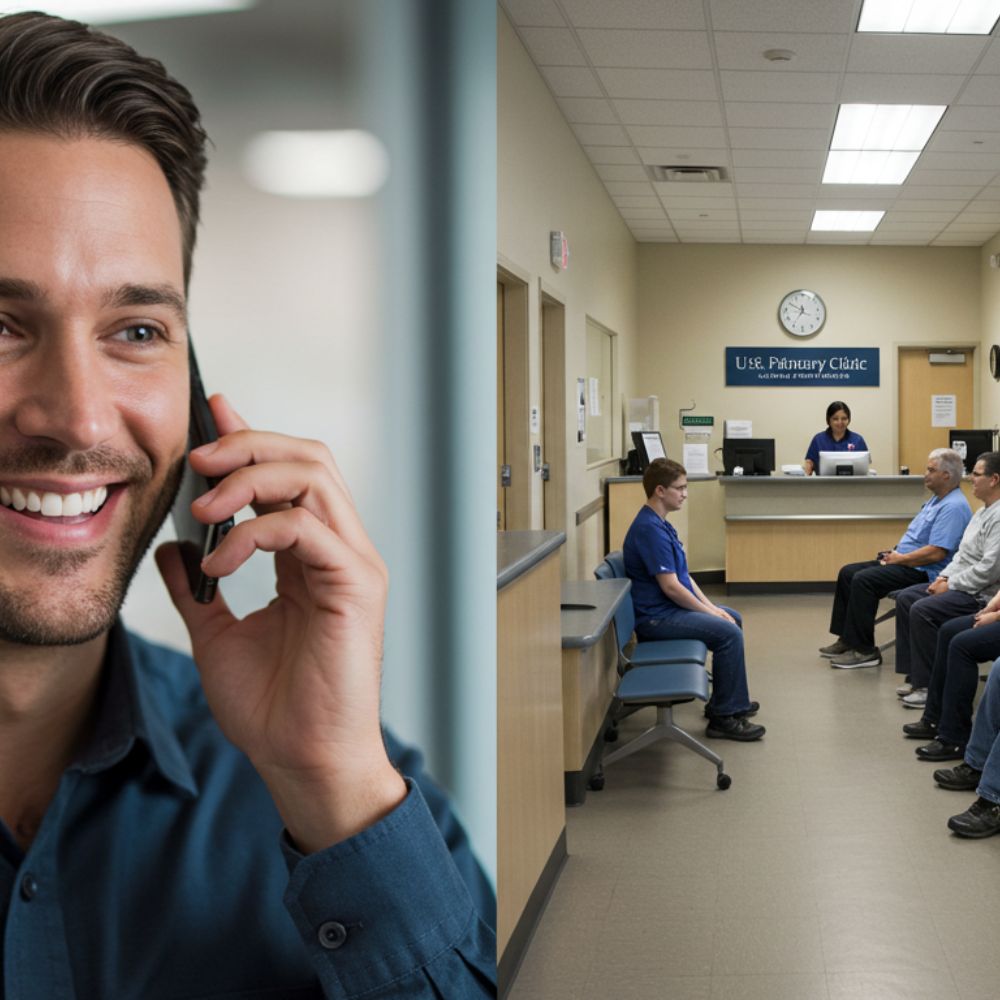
171, 342, 235, 603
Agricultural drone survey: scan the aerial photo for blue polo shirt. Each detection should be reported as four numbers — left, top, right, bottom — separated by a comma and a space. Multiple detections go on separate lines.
623, 504, 693, 625
896, 487, 972, 580
805, 428, 869, 468
0, 624, 496, 999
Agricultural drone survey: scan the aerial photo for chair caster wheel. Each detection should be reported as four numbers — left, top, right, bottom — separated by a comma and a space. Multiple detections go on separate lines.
717, 772, 731, 790
588, 771, 605, 791
603, 726, 618, 743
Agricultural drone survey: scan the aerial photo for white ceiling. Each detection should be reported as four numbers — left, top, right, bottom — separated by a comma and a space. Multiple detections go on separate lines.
500, 0, 1000, 246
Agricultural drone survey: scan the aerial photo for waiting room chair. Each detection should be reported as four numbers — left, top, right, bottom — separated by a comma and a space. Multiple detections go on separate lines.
592, 553, 730, 790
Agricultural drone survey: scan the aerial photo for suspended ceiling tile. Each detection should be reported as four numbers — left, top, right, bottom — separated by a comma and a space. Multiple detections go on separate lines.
868, 236, 934, 244
738, 197, 820, 210
846, 35, 988, 76
500, 0, 565, 27
625, 124, 727, 147
736, 182, 819, 198
720, 70, 840, 104
570, 122, 631, 145
840, 72, 964, 104
613, 99, 724, 126
739, 209, 812, 221
595, 163, 651, 182
710, 0, 854, 33
557, 97, 618, 124
611, 194, 662, 207
636, 146, 733, 165
892, 199, 972, 212
653, 180, 735, 198
919, 150, 1000, 170
933, 238, 988, 245
737, 218, 810, 230
519, 27, 587, 66
732, 166, 821, 184
724, 101, 836, 129
560, 0, 706, 30
956, 76, 1000, 106
907, 168, 996, 187
603, 180, 658, 195
577, 29, 712, 69
671, 218, 741, 230
618, 206, 668, 219
926, 134, 1000, 155
659, 194, 738, 209
596, 67, 718, 100
714, 31, 849, 72
743, 234, 808, 243
883, 210, 963, 221
938, 106, 1000, 131
584, 146, 641, 164
900, 185, 983, 200
667, 207, 739, 220
728, 127, 831, 150
633, 234, 681, 241
731, 148, 825, 168
539, 65, 604, 97
975, 38, 1000, 74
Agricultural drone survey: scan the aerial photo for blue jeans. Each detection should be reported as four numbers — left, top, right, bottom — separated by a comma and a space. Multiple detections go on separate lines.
924, 615, 1000, 747
965, 658, 1000, 805
636, 605, 752, 717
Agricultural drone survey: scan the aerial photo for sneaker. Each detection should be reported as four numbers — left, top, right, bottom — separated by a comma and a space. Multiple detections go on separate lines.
948, 797, 1000, 838
819, 638, 851, 658
915, 739, 965, 762
830, 648, 882, 669
896, 682, 914, 697
901, 688, 928, 709
705, 715, 766, 742
902, 717, 938, 740
934, 762, 983, 791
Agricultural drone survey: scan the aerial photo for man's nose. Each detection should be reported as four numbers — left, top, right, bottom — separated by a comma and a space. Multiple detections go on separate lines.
12, 340, 120, 451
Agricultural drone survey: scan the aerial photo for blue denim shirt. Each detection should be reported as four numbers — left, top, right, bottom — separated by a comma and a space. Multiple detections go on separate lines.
0, 625, 496, 999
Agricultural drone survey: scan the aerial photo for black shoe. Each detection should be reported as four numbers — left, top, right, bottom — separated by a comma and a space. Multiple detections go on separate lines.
934, 762, 983, 791
902, 718, 938, 740
704, 700, 759, 719
948, 797, 1000, 838
915, 739, 965, 762
705, 715, 765, 742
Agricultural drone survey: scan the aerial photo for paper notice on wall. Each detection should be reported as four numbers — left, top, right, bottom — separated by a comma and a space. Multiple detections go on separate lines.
576, 377, 586, 443
931, 394, 957, 428
683, 443, 710, 475
589, 377, 601, 416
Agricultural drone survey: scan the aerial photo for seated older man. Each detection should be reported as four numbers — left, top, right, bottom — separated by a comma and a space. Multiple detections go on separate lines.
821, 449, 970, 670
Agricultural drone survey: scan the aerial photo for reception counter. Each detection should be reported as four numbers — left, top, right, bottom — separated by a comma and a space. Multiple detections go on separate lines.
497, 530, 566, 992
721, 475, 927, 585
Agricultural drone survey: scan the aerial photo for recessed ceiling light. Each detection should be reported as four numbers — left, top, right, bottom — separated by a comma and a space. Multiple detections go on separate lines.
823, 150, 920, 184
831, 104, 946, 151
243, 130, 390, 199
811, 210, 885, 232
858, 0, 1000, 34
2, 0, 255, 22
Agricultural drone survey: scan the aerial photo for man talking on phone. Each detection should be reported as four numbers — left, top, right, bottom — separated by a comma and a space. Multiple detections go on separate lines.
0, 12, 494, 998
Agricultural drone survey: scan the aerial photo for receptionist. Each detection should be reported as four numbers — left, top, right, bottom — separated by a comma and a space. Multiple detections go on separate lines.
805, 400, 869, 476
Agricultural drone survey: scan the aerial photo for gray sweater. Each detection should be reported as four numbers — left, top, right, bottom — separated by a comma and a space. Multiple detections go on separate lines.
942, 499, 1000, 598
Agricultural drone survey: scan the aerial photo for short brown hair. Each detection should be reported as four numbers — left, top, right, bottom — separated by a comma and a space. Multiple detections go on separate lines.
643, 458, 686, 497
0, 12, 207, 287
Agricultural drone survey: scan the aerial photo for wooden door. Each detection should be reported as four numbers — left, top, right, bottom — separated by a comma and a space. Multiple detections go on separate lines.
541, 296, 566, 531
898, 347, 974, 474
497, 281, 506, 530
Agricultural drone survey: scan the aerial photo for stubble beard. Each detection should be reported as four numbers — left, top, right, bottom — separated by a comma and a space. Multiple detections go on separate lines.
0, 446, 185, 646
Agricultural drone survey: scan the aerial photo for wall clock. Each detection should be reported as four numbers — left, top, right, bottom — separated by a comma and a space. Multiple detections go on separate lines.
991, 344, 1000, 382
779, 289, 826, 337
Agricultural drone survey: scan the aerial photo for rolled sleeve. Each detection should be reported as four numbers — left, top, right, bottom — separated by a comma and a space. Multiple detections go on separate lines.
281, 780, 496, 999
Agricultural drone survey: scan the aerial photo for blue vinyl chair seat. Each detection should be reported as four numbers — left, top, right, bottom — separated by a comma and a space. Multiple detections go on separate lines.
616, 661, 710, 704
628, 638, 708, 667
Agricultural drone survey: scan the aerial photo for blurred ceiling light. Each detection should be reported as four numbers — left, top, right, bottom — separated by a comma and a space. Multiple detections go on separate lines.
243, 131, 391, 199
858, 0, 1000, 33
831, 104, 946, 151
811, 210, 885, 231
2, 0, 255, 23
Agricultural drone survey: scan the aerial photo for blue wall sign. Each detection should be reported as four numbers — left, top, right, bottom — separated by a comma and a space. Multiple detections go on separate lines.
725, 347, 879, 387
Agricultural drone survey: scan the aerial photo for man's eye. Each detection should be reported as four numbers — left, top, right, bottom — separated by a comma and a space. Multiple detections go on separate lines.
118, 324, 161, 344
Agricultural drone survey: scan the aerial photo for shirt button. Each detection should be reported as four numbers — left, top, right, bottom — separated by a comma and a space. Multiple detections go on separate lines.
318, 920, 348, 950
20, 874, 38, 901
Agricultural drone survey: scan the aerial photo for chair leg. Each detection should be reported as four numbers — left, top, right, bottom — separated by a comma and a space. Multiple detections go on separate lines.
602, 704, 723, 776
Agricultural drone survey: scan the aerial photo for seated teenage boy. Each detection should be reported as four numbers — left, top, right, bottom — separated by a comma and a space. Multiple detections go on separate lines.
622, 458, 764, 742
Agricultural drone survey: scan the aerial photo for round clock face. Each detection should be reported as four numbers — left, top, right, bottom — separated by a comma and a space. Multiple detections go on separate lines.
779, 289, 826, 337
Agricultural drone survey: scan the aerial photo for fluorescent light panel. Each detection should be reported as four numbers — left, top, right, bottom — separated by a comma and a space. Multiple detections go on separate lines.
243, 130, 390, 199
831, 104, 945, 152
823, 150, 920, 184
811, 210, 886, 231
4, 0, 253, 22
858, 0, 1000, 33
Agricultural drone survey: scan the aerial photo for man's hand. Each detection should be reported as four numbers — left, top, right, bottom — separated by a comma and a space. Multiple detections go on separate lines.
707, 605, 736, 624
881, 549, 904, 565
926, 576, 949, 596
156, 395, 406, 854
974, 609, 1000, 628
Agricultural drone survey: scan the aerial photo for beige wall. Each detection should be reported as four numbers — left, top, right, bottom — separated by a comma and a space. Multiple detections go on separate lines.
637, 244, 981, 570
980, 236, 1000, 426
498, 9, 638, 580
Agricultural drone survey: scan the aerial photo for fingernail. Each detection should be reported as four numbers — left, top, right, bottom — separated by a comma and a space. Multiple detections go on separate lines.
191, 441, 219, 456
194, 487, 217, 507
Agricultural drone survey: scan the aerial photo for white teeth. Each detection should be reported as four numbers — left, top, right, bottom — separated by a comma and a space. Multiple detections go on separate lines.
0, 484, 110, 517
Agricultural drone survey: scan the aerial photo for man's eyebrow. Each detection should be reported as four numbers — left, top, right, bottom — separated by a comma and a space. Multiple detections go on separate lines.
104, 283, 188, 322
0, 277, 45, 301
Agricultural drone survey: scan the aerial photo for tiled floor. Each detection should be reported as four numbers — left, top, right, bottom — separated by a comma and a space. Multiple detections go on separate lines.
508, 591, 1000, 1000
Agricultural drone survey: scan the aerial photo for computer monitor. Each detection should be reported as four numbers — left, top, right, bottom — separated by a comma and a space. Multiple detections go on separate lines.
818, 450, 870, 476
631, 430, 666, 470
722, 438, 775, 476
949, 429, 995, 475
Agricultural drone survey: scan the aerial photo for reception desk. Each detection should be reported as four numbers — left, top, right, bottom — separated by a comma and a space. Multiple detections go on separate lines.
497, 530, 566, 992
721, 475, 928, 585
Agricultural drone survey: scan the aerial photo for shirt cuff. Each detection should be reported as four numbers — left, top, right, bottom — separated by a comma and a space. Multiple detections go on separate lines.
280, 778, 481, 998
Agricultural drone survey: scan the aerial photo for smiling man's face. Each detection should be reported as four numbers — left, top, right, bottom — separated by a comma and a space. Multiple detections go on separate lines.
0, 132, 189, 645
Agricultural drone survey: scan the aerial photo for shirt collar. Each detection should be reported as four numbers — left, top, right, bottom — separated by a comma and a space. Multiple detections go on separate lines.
70, 621, 198, 798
